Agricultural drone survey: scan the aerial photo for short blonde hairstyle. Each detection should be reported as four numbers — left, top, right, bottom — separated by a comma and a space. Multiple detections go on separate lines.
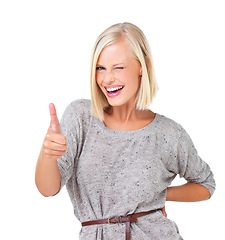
90, 22, 159, 121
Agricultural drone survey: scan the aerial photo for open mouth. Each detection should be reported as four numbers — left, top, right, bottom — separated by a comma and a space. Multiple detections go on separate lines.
105, 86, 124, 93
105, 86, 124, 97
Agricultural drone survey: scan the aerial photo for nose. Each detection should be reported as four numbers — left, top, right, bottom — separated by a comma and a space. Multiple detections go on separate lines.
104, 70, 115, 84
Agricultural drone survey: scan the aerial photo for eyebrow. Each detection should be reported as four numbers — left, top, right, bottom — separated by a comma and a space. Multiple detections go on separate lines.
113, 63, 124, 67
96, 63, 124, 67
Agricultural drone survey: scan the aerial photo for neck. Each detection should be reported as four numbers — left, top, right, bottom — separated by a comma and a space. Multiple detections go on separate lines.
107, 103, 138, 124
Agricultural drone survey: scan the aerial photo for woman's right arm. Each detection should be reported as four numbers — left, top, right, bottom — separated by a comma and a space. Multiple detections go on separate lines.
35, 103, 67, 197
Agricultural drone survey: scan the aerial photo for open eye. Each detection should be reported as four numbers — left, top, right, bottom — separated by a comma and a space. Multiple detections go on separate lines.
96, 66, 105, 71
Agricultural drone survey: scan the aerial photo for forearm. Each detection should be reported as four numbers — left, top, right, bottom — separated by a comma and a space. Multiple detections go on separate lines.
35, 149, 61, 197
166, 182, 211, 202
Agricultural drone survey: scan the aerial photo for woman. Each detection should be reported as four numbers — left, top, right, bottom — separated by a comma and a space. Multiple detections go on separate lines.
35, 22, 215, 240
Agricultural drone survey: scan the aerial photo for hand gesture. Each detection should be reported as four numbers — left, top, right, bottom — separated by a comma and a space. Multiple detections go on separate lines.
42, 103, 67, 160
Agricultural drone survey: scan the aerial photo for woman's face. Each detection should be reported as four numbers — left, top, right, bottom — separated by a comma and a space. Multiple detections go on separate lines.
96, 40, 142, 108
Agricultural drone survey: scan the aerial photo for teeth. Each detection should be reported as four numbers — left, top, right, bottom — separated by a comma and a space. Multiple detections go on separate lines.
106, 86, 123, 92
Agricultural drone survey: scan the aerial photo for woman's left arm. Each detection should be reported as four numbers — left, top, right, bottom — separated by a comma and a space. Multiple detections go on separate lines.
166, 182, 211, 202
165, 125, 216, 204
162, 125, 215, 217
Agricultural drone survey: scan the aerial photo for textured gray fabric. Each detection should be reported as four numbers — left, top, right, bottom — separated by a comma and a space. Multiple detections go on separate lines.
57, 99, 215, 240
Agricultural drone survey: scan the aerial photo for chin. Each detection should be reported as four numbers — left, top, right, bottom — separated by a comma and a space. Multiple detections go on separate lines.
106, 98, 122, 107
107, 98, 131, 108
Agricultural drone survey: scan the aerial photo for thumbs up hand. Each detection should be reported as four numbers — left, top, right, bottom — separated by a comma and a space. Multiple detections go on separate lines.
41, 103, 67, 161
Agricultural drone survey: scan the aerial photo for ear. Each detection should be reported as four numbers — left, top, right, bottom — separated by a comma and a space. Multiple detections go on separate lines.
139, 66, 142, 76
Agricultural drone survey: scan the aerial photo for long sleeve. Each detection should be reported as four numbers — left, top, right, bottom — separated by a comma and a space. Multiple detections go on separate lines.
56, 100, 84, 190
170, 125, 216, 197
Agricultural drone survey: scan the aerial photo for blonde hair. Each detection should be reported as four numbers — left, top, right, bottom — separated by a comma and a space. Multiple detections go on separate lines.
90, 22, 159, 121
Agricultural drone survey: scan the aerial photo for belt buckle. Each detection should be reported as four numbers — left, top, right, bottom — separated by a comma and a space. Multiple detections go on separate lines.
108, 216, 123, 224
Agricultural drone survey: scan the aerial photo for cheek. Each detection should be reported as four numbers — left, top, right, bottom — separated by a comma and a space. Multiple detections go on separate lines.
96, 73, 102, 86
114, 71, 128, 82
118, 71, 139, 86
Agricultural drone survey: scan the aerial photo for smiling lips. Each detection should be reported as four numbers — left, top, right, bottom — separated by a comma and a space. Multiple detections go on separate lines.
104, 85, 124, 97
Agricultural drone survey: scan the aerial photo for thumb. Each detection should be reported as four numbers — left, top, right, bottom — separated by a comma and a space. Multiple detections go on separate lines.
161, 206, 167, 218
49, 103, 62, 133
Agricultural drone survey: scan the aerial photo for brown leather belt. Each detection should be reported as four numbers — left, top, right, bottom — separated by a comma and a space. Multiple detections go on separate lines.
81, 209, 159, 240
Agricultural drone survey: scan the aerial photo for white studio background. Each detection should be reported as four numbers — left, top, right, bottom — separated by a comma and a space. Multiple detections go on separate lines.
0, 0, 224, 239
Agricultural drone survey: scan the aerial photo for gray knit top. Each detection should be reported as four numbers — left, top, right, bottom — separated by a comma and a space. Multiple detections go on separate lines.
57, 99, 215, 240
